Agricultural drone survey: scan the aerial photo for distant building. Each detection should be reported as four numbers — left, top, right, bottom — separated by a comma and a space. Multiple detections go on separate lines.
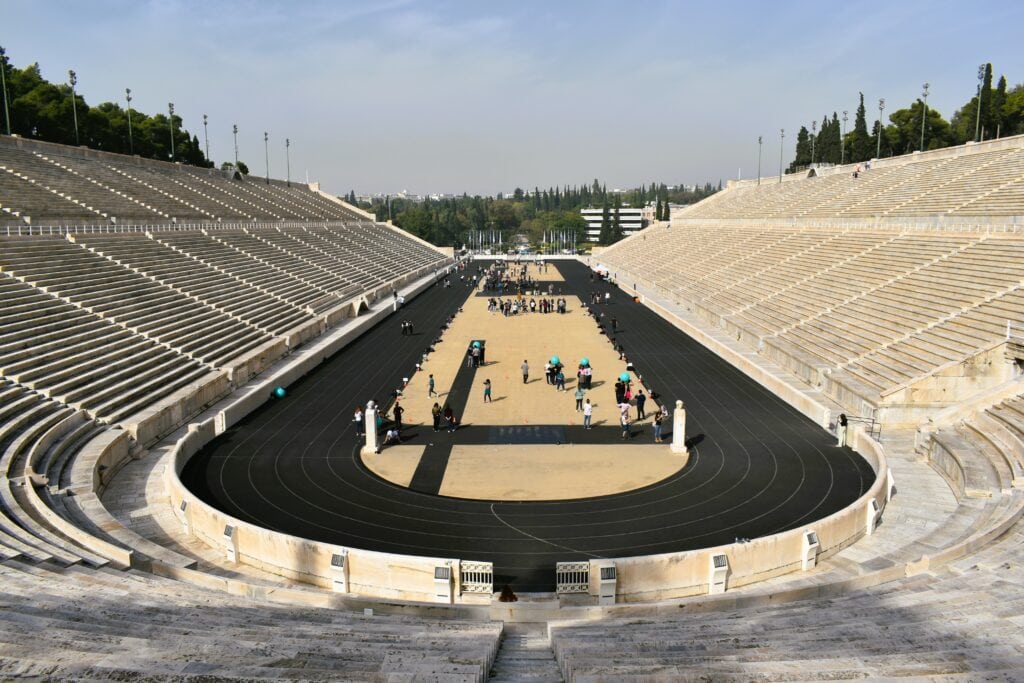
580, 206, 644, 242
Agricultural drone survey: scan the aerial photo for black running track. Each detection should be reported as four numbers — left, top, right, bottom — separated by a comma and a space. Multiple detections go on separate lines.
181, 260, 875, 592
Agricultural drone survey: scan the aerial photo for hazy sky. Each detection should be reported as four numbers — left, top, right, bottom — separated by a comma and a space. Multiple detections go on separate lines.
5, 1, 1023, 196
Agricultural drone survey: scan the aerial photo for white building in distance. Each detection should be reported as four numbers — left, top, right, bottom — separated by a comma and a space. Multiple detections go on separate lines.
580, 206, 644, 242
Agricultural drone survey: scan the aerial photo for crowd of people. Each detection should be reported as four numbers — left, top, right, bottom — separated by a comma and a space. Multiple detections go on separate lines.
487, 296, 567, 316
355, 258, 671, 450
480, 261, 541, 295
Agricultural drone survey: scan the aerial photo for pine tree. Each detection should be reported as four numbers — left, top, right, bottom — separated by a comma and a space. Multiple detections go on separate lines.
611, 195, 623, 243
851, 92, 872, 162
789, 126, 811, 172
992, 73, 1007, 138
820, 113, 841, 164
598, 201, 612, 244
655, 198, 663, 221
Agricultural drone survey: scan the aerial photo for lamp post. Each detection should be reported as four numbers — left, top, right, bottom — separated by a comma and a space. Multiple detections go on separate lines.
877, 98, 885, 159
810, 120, 816, 166
0, 47, 11, 136
68, 69, 79, 145
125, 88, 133, 154
778, 128, 785, 183
757, 136, 762, 186
202, 114, 209, 163
285, 138, 291, 186
232, 124, 239, 168
920, 82, 930, 152
975, 64, 985, 142
841, 110, 848, 165
263, 131, 269, 184
168, 102, 175, 160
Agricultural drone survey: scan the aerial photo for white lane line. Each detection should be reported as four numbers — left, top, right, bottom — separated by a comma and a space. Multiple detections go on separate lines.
489, 503, 603, 558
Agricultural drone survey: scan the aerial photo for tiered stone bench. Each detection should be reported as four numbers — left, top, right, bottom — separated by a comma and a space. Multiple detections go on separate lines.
0, 558, 502, 681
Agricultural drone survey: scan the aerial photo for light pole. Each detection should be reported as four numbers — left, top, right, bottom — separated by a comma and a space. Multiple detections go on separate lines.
263, 131, 269, 184
757, 136, 762, 186
810, 120, 817, 166
202, 114, 209, 163
920, 82, 930, 152
778, 128, 785, 183
877, 98, 885, 159
0, 47, 11, 136
285, 138, 291, 186
125, 88, 133, 154
168, 102, 175, 160
841, 110, 848, 165
68, 69, 79, 145
232, 124, 239, 168
975, 64, 985, 142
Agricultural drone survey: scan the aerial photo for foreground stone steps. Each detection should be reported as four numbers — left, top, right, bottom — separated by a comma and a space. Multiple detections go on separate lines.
0, 558, 499, 682
489, 623, 563, 682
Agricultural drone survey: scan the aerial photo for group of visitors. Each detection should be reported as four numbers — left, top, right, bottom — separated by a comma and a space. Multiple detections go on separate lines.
431, 402, 459, 432
487, 296, 567, 316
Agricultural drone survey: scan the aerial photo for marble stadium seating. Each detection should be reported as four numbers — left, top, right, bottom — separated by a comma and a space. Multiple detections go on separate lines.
2, 133, 1024, 679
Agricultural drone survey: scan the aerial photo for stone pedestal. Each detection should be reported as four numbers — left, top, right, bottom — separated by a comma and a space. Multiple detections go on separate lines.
365, 401, 379, 453
671, 399, 688, 455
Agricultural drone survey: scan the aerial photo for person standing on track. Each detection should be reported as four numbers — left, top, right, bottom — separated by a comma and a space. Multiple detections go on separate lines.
635, 390, 647, 420
583, 399, 593, 429
483, 379, 492, 403
428, 374, 437, 397
431, 402, 442, 432
392, 402, 404, 432
521, 360, 530, 384
353, 405, 364, 438
574, 385, 585, 411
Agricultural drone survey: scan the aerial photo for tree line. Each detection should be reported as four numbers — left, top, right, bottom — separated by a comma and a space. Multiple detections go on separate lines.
788, 63, 1024, 171
356, 181, 720, 248
0, 47, 213, 168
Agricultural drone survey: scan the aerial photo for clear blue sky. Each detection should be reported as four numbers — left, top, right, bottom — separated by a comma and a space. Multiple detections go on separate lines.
5, 0, 1023, 196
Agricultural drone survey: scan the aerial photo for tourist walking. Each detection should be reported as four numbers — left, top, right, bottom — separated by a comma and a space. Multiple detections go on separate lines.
837, 413, 848, 447
483, 379, 492, 403
443, 404, 457, 433
653, 407, 664, 443
427, 374, 437, 397
521, 360, 530, 384
619, 404, 630, 439
582, 399, 593, 429
392, 402, 404, 431
574, 386, 585, 411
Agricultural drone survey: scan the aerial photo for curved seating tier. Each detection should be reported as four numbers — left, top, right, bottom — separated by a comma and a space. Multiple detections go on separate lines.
682, 136, 1024, 221
549, 518, 1024, 681
0, 559, 501, 682
0, 135, 366, 226
602, 224, 1024, 411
